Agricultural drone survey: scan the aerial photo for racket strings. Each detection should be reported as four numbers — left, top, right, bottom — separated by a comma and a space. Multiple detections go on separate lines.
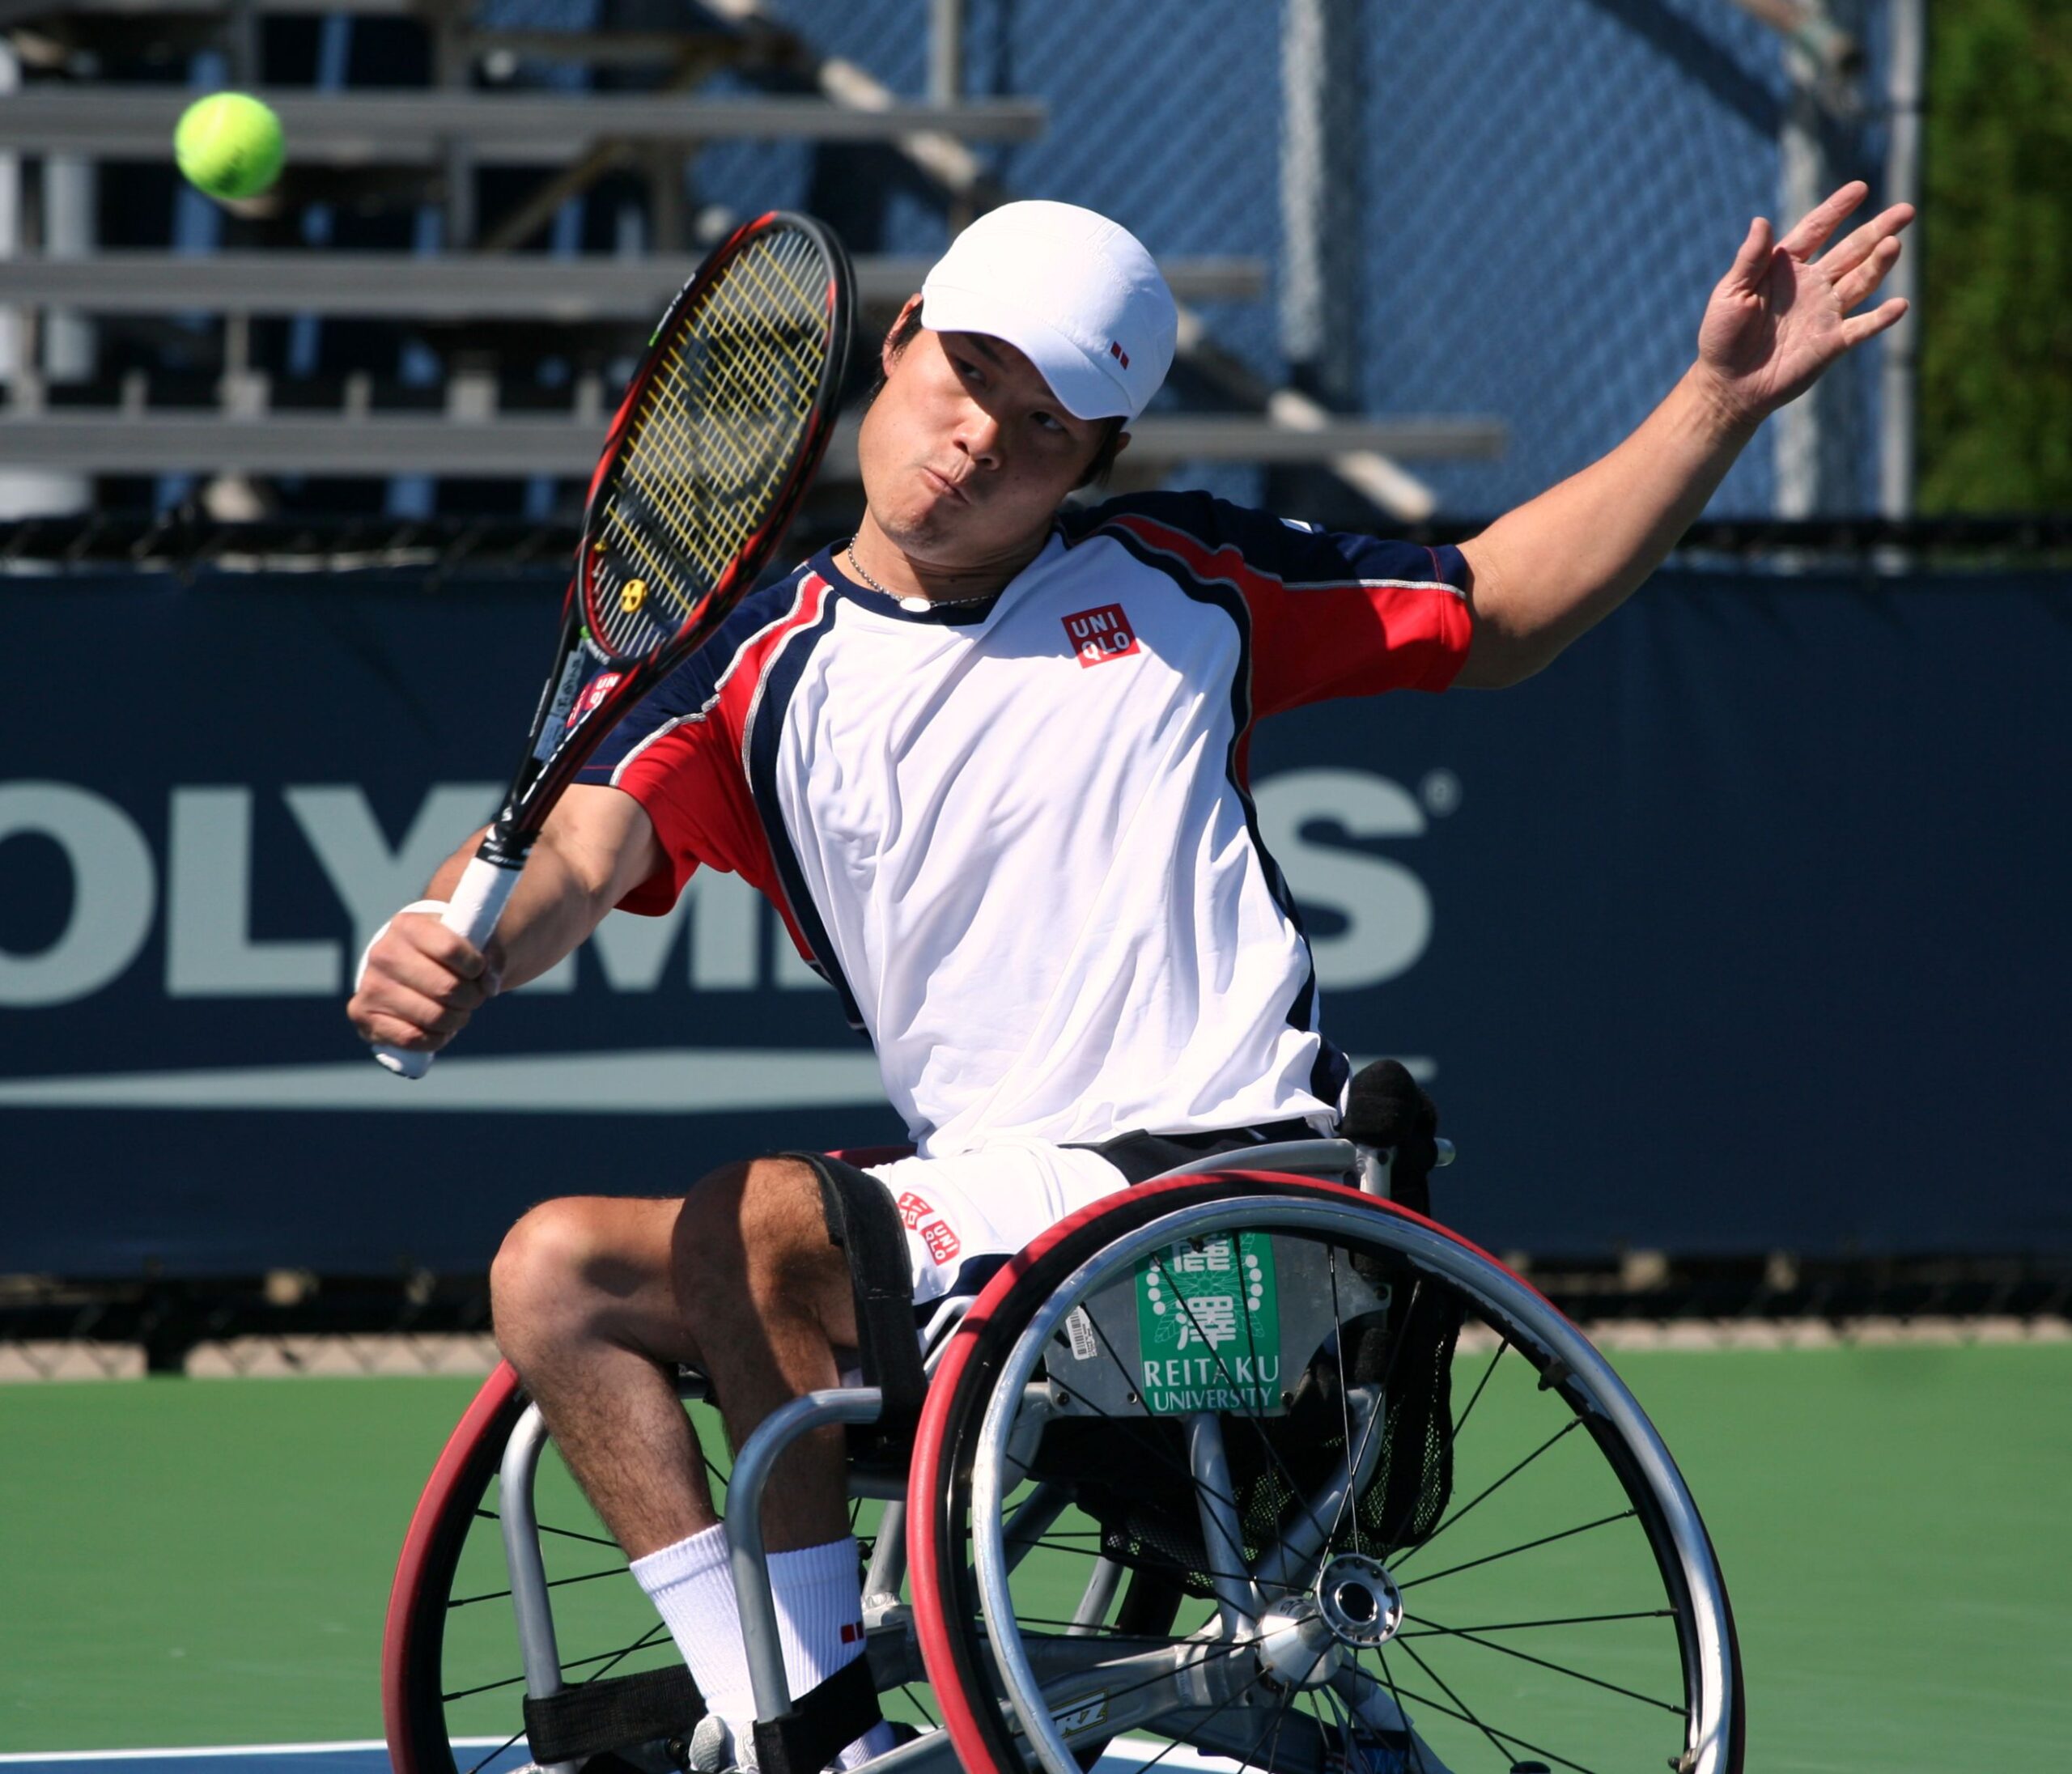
589, 227, 832, 659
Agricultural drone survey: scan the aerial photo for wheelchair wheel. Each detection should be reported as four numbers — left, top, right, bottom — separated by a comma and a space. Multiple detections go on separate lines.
384, 1363, 725, 1774
382, 1363, 1176, 1774
909, 1173, 1744, 1774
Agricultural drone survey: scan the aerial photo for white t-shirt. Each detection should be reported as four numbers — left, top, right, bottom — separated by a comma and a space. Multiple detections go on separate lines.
578, 490, 1471, 1156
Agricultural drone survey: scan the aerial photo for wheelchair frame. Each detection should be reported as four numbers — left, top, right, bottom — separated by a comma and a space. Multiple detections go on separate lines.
386, 1136, 1745, 1774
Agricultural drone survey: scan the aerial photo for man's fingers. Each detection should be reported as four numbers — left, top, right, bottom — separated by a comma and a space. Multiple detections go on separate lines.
1832, 235, 1904, 312
1838, 296, 1909, 350
353, 1006, 453, 1055
1818, 203, 1916, 282
392, 910, 490, 981
351, 975, 475, 1042
1721, 215, 1774, 293
1776, 178, 1868, 260
376, 942, 494, 1013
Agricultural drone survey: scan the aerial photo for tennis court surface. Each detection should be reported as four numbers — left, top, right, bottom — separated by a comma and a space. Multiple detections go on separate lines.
6, 1346, 2069, 1771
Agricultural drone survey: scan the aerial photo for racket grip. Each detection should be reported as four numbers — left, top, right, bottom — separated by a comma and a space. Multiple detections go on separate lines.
372, 855, 525, 1080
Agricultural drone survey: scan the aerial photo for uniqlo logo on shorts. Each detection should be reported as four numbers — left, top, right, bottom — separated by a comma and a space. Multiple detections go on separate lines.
1064, 604, 1140, 668
921, 1220, 962, 1263
896, 1191, 932, 1229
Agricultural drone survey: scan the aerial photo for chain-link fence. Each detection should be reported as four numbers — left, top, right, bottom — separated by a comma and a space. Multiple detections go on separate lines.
753, 0, 1898, 518
19, 2, 1906, 523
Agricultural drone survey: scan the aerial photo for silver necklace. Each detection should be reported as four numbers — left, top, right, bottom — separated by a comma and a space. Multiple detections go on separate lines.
844, 541, 999, 610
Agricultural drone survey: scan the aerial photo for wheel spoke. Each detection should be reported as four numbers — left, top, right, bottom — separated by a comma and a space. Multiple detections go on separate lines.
1395, 1509, 1635, 1591
1395, 1638, 1596, 1774
1447, 1335, 1509, 1441
1111, 1654, 1283, 1774
459, 1729, 527, 1774
1387, 1417, 1584, 1570
1400, 1606, 1673, 1636
1399, 1612, 1685, 1714
1025, 1537, 1261, 1590
1374, 1654, 1603, 1774
1324, 1247, 1365, 1560
1309, 1276, 1425, 1583
1006, 1613, 1212, 1644
571, 1619, 672, 1686
448, 1562, 631, 1609
473, 1505, 622, 1555
1367, 1646, 1433, 1774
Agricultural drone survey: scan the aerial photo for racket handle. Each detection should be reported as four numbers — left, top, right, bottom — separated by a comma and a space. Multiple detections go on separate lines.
372, 854, 525, 1080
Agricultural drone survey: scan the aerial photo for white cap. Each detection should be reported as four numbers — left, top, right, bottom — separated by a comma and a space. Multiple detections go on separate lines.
920, 200, 1177, 424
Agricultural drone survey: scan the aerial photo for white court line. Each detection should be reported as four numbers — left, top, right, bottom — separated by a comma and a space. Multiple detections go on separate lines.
0, 1741, 1237, 1770
0, 1748, 388, 1764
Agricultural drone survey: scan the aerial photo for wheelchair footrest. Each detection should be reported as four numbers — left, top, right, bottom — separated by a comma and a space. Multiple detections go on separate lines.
751, 1655, 881, 1774
522, 1665, 705, 1766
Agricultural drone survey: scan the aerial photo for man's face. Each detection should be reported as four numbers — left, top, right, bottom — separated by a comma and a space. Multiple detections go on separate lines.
856, 303, 1119, 571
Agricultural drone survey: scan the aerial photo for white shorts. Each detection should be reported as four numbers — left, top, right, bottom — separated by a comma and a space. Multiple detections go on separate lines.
864, 1138, 1136, 1310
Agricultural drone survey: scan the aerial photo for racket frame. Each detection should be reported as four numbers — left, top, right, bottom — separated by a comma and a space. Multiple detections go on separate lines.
372, 210, 853, 1077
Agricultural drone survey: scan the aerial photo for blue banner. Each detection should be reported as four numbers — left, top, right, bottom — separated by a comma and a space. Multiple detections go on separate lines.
4, 565, 2066, 1274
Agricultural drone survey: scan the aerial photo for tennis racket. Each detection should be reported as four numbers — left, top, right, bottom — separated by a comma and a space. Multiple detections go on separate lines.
374, 210, 854, 1077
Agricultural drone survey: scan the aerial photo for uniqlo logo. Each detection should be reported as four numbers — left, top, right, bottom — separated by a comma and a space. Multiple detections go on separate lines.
567, 670, 622, 727
921, 1220, 962, 1263
896, 1191, 932, 1230
1064, 604, 1140, 668
839, 1622, 864, 1645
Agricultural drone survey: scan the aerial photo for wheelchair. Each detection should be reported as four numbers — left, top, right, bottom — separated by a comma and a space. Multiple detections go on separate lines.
382, 1136, 1744, 1774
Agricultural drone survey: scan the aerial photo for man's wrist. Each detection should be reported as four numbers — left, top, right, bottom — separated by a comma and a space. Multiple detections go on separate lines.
1680, 362, 1767, 447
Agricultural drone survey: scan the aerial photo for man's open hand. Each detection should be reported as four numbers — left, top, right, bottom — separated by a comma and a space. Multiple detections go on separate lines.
1695, 180, 1913, 430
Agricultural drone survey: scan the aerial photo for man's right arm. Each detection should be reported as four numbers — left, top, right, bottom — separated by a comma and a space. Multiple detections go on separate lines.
346, 784, 664, 1059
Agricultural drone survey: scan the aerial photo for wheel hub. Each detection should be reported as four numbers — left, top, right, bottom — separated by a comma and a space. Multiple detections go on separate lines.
1256, 1554, 1406, 1691
1314, 1552, 1404, 1649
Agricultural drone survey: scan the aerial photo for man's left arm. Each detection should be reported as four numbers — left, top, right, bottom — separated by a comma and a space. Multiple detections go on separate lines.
1453, 180, 1912, 690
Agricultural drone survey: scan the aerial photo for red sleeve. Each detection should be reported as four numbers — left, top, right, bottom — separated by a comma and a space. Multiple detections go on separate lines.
604, 710, 776, 915
1096, 503, 1473, 717
1240, 543, 1474, 716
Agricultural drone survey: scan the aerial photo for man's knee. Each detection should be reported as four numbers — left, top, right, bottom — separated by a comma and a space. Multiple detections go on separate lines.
490, 1196, 635, 1343
673, 1155, 837, 1311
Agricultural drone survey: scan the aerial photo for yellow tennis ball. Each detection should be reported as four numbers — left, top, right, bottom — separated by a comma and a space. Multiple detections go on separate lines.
174, 93, 284, 201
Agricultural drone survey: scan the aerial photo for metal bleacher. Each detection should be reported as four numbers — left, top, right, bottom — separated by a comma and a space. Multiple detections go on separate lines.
0, 0, 1505, 518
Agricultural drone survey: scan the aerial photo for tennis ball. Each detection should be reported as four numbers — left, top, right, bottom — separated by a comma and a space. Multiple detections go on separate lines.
174, 92, 284, 201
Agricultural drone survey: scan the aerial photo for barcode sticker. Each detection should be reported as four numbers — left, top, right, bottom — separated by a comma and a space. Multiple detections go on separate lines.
1064, 1306, 1098, 1361
533, 647, 596, 761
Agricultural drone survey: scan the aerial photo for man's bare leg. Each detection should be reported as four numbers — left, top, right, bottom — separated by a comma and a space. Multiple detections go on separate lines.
490, 1194, 718, 1557
671, 1156, 860, 1553
489, 1156, 880, 1769
489, 1158, 859, 1553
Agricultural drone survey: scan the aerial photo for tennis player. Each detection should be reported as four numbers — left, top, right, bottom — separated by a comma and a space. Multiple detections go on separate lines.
350, 187, 1909, 1771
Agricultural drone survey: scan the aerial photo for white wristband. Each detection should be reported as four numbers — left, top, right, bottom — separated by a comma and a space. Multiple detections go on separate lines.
355, 898, 452, 993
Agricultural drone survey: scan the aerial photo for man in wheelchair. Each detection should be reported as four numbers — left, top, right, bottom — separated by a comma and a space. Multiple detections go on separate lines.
355, 190, 1904, 1774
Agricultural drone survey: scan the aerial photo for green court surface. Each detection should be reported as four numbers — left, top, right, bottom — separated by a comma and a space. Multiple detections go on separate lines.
5, 1343, 2069, 1768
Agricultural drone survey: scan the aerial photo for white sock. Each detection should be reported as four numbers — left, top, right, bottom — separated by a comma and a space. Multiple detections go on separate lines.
767, 1537, 898, 1772
631, 1524, 757, 1754
633, 1527, 895, 1772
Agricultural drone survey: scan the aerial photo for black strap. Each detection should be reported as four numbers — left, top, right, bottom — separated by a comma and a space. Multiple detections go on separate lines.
783, 1151, 928, 1425
522, 1665, 704, 1765
749, 1649, 883, 1774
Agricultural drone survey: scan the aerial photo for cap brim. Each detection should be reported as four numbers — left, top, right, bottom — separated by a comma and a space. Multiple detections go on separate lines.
921, 283, 1135, 422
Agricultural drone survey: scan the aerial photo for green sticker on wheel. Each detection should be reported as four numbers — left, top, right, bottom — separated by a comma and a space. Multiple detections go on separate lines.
1134, 1233, 1282, 1415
